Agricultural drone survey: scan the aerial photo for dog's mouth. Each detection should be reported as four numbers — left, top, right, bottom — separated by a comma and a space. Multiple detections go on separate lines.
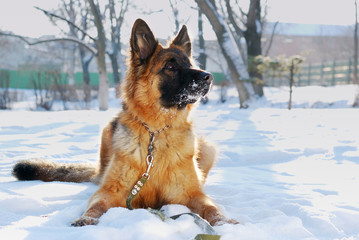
176, 79, 211, 105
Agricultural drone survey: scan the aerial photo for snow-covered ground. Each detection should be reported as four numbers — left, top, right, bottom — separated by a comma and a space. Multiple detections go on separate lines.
0, 85, 359, 240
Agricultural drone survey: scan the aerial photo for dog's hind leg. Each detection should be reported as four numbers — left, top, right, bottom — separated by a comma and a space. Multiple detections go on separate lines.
196, 137, 217, 182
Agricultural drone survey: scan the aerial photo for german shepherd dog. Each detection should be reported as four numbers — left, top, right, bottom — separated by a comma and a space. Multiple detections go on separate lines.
13, 19, 236, 226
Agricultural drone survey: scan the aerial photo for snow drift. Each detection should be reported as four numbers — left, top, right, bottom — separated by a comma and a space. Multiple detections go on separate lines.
0, 85, 359, 240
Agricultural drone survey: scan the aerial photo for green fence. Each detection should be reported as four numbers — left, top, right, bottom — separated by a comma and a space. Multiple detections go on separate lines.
0, 69, 115, 89
265, 60, 357, 87
212, 72, 226, 85
0, 69, 227, 89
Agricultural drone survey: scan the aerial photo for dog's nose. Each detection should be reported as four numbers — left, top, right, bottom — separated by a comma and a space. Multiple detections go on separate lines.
200, 72, 213, 82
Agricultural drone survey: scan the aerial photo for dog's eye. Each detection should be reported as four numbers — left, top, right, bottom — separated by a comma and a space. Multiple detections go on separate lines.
165, 62, 175, 70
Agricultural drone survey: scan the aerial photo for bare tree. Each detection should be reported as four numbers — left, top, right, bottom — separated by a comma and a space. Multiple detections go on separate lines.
195, 0, 254, 108
1, 4, 109, 110
0, 38, 12, 109
354, 0, 359, 107
47, 0, 94, 103
264, 21, 279, 56
355, 0, 358, 84
197, 8, 207, 70
108, 0, 129, 96
256, 55, 303, 109
89, 0, 109, 110
32, 71, 55, 111
39, 1, 108, 110
169, 0, 180, 34
288, 57, 303, 110
64, 0, 94, 103
0, 70, 12, 110
224, 0, 264, 97
56, 1, 76, 87
76, 1, 94, 104
0, 32, 96, 54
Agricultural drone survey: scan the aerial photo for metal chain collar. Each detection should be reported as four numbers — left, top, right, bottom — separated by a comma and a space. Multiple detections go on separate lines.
141, 122, 170, 179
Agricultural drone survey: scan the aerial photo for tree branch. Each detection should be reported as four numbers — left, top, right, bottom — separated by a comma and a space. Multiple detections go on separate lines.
118, 0, 129, 29
0, 32, 97, 55
34, 6, 97, 42
264, 21, 278, 56
225, 0, 244, 36
234, 0, 247, 25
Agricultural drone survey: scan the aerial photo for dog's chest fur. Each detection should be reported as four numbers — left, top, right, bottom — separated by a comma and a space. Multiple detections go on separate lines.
110, 122, 201, 208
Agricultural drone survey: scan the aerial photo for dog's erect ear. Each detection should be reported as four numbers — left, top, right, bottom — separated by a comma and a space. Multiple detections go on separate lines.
130, 19, 158, 61
170, 25, 191, 56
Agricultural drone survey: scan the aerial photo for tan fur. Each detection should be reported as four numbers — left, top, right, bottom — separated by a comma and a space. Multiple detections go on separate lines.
72, 20, 235, 227
76, 105, 226, 225
13, 19, 236, 227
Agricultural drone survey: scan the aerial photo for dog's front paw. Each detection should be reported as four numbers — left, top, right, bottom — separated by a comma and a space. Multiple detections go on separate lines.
227, 218, 240, 224
203, 206, 239, 226
210, 216, 240, 226
71, 216, 99, 227
213, 218, 240, 226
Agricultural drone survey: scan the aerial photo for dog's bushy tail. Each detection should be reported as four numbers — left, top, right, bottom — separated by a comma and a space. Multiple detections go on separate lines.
12, 159, 98, 183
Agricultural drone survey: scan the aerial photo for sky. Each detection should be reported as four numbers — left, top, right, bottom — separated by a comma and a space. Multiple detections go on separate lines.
0, 0, 356, 40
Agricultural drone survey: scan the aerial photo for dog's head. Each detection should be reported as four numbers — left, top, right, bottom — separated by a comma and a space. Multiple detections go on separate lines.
125, 19, 213, 110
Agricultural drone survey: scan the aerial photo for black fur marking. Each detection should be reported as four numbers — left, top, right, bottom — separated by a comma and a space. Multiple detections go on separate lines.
12, 161, 40, 181
111, 117, 119, 134
159, 66, 212, 109
156, 48, 212, 109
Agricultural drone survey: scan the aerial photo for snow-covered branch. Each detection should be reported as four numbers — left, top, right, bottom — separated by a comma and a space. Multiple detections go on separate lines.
0, 32, 97, 55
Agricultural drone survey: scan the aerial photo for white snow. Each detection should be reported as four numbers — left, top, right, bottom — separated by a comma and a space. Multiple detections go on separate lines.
1, 85, 359, 240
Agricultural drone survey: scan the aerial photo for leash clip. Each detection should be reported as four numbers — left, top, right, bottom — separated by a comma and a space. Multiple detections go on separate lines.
143, 155, 154, 179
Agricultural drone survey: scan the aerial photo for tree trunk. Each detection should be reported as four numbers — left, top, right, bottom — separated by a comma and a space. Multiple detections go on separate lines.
79, 46, 93, 103
353, 0, 359, 107
354, 0, 358, 84
96, 52, 109, 110
108, 51, 121, 97
118, 45, 126, 80
244, 0, 264, 97
89, 0, 109, 110
195, 0, 253, 108
197, 9, 207, 70
108, 23, 121, 97
108, 0, 128, 98
64, 43, 76, 86
108, 9, 120, 92
288, 60, 294, 110
109, 52, 120, 82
